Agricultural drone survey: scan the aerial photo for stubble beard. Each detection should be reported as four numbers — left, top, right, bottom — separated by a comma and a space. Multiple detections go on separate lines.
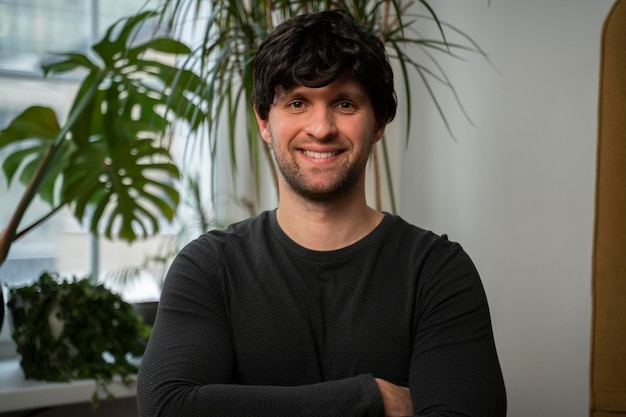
270, 141, 372, 204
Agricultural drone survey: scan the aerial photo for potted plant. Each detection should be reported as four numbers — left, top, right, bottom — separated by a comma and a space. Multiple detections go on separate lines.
0, 10, 210, 331
7, 271, 151, 406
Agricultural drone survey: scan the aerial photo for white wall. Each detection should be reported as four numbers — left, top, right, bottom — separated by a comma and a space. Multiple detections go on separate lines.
398, 1, 615, 416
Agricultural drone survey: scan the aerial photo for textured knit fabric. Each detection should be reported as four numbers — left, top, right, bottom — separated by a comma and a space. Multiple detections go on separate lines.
137, 210, 506, 416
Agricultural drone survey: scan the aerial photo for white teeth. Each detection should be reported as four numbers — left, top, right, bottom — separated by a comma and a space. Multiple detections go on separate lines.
302, 150, 338, 159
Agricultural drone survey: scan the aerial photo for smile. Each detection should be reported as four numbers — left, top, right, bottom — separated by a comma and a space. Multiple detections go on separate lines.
301, 150, 340, 159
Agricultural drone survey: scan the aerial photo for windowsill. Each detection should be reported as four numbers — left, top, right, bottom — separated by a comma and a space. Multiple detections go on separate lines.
0, 358, 138, 413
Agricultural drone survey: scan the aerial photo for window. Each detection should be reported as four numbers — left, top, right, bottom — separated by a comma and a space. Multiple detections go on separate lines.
0, 0, 164, 358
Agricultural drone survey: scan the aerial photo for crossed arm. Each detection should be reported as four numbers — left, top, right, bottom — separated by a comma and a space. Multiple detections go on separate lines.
376, 379, 414, 416
136, 235, 505, 417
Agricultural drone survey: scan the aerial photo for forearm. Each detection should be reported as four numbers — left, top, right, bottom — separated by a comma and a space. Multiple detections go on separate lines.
137, 372, 384, 417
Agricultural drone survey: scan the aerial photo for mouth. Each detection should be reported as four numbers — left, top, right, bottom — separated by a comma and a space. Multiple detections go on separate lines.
301, 150, 341, 159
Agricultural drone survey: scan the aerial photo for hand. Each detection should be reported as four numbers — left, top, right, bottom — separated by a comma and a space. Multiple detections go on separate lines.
375, 378, 413, 417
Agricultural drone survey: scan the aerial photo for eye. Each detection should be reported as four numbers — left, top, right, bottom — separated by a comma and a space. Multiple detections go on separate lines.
288, 100, 305, 109
336, 101, 357, 111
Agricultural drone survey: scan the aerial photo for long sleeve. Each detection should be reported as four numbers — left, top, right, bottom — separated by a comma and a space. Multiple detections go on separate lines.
136, 230, 385, 417
136, 212, 506, 416
408, 239, 507, 416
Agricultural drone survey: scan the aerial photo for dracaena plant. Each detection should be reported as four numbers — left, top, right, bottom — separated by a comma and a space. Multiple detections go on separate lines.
0, 10, 210, 267
155, 0, 490, 211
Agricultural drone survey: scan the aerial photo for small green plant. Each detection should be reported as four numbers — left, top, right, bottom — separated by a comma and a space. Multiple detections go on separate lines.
7, 272, 151, 406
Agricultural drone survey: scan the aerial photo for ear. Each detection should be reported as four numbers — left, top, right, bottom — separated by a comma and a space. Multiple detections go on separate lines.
254, 106, 272, 145
372, 121, 387, 144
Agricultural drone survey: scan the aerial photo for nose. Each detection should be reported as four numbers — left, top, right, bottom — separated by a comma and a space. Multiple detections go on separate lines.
304, 104, 338, 140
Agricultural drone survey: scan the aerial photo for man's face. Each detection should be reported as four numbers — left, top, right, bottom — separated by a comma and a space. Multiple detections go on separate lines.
256, 74, 386, 202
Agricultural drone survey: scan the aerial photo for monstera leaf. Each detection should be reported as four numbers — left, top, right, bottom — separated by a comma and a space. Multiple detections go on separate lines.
0, 106, 71, 206
0, 10, 209, 245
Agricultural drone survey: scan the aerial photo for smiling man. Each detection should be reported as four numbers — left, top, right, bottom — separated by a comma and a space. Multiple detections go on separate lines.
137, 10, 506, 417
258, 74, 383, 204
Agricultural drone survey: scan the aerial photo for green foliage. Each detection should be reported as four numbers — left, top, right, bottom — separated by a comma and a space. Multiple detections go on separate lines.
105, 171, 225, 292
0, 10, 210, 245
7, 272, 151, 406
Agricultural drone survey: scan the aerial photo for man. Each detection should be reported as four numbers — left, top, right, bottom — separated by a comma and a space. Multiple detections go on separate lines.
137, 10, 506, 417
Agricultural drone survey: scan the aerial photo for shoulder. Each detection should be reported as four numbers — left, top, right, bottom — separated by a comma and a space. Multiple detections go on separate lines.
189, 211, 271, 248
380, 214, 480, 285
379, 213, 462, 256
173, 211, 273, 269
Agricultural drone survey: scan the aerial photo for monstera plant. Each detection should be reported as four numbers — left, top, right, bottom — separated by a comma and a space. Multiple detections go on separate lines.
0, 11, 209, 328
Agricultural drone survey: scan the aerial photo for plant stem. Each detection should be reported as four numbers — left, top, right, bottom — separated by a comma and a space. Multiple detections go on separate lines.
0, 144, 56, 266
265, 0, 273, 31
0, 71, 104, 268
262, 142, 279, 200
14, 204, 66, 242
372, 145, 382, 211
382, 0, 390, 40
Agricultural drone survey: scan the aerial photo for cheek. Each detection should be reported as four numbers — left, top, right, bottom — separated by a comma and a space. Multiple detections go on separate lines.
340, 113, 377, 136
343, 124, 377, 147
269, 119, 299, 145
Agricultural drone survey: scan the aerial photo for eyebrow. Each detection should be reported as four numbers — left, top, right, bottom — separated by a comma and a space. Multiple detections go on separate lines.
334, 91, 368, 102
274, 86, 368, 104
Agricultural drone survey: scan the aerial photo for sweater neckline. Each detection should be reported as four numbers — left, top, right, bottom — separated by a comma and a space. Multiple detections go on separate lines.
268, 209, 393, 262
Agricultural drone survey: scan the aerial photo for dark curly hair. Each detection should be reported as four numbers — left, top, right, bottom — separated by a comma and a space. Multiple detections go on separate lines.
252, 10, 397, 125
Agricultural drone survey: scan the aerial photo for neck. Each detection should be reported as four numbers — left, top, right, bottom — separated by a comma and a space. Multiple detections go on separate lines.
275, 180, 384, 251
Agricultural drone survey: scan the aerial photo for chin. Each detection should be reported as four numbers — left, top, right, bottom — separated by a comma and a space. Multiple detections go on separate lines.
291, 182, 357, 203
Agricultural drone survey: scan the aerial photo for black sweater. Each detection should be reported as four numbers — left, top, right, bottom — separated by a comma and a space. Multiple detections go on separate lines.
137, 211, 506, 416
